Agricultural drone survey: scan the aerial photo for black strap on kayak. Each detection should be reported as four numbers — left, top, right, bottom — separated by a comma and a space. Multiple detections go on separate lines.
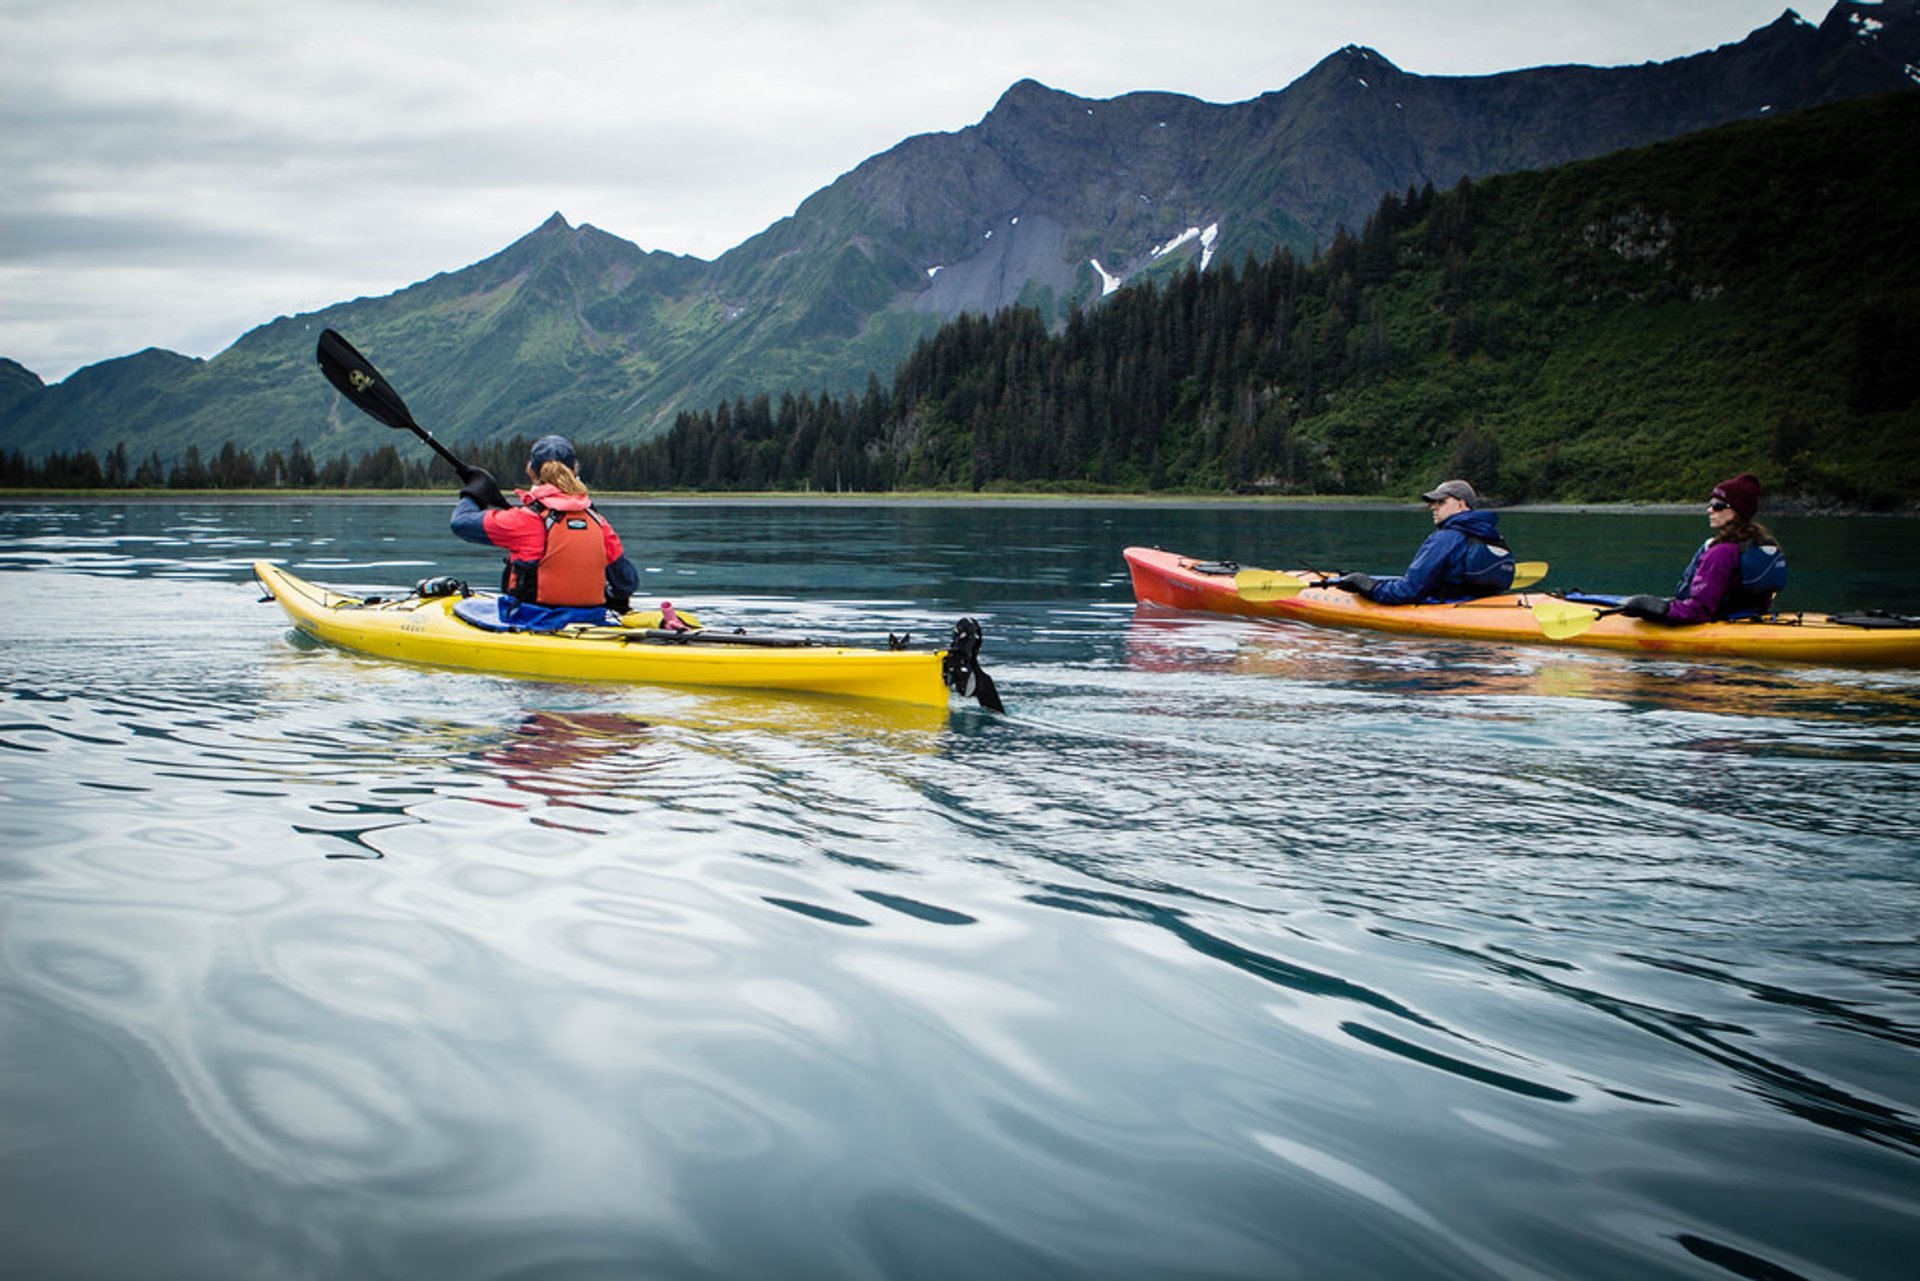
1826, 609, 1920, 629
612, 627, 824, 648
942, 618, 1004, 713
1187, 561, 1241, 576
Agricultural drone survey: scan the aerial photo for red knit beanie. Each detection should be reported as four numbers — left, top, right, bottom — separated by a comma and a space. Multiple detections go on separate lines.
1712, 472, 1762, 520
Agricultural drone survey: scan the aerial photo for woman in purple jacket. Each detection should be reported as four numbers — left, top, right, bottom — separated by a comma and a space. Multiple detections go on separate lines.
1619, 472, 1788, 623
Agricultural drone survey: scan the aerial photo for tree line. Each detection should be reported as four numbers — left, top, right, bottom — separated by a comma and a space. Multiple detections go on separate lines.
3, 438, 406, 490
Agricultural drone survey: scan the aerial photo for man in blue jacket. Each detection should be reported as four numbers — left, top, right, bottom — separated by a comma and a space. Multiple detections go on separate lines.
1333, 479, 1516, 604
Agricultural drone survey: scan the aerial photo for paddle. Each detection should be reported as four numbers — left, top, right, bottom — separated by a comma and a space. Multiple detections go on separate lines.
1532, 599, 1615, 640
315, 328, 472, 479
1234, 560, 1548, 602
1233, 569, 1315, 601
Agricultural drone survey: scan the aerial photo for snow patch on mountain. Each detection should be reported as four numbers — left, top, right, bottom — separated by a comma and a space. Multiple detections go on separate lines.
1148, 223, 1222, 270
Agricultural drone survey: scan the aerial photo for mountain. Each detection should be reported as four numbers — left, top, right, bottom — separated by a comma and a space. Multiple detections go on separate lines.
2, 1, 1915, 468
773, 89, 1916, 507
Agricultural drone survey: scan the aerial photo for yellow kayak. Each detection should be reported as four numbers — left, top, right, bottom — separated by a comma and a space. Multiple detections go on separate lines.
255, 561, 1001, 708
1125, 546, 1920, 666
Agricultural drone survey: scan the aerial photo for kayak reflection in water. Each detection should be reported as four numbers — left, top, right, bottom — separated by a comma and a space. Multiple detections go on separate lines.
449, 434, 644, 631
1615, 472, 1789, 625
1329, 478, 1518, 604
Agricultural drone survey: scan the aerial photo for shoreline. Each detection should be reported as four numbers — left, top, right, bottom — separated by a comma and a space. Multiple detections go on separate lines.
0, 489, 1910, 517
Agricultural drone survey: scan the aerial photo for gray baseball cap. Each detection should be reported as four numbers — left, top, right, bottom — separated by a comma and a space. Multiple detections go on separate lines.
1420, 479, 1479, 507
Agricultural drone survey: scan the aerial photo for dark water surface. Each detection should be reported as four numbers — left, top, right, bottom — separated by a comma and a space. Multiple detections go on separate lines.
3, 498, 1917, 1281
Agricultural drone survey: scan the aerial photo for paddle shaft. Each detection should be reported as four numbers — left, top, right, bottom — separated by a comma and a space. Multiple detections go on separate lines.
405, 423, 469, 478
1236, 560, 1545, 602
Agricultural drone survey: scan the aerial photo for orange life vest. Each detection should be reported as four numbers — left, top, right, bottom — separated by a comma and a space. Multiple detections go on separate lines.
505, 503, 609, 606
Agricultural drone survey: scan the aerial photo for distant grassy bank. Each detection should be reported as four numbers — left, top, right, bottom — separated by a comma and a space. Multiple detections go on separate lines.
3, 487, 1911, 516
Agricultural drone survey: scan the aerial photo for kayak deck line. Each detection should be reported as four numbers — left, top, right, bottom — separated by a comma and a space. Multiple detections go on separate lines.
253, 560, 1001, 709
1125, 546, 1920, 666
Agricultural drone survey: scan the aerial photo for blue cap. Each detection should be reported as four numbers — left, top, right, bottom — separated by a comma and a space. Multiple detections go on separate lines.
528, 434, 578, 471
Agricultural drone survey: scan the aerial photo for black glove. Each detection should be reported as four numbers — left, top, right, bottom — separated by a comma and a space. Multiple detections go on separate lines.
457, 465, 509, 510
1332, 572, 1377, 598
1617, 594, 1670, 621
605, 556, 639, 616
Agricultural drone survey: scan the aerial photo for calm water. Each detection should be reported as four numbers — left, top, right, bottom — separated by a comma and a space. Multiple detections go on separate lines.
3, 497, 1918, 1281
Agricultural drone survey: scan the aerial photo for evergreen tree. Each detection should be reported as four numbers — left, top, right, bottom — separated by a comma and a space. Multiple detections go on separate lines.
170, 445, 208, 488
287, 438, 317, 486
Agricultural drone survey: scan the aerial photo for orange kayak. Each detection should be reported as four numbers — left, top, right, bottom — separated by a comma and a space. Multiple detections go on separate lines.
1123, 546, 1920, 666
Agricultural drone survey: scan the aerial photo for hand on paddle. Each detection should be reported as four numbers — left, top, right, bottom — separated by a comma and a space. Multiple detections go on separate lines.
1532, 593, 1676, 639
1332, 572, 1377, 598
457, 465, 510, 510
1617, 594, 1670, 621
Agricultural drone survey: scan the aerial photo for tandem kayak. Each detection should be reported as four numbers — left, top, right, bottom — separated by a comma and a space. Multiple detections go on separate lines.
255, 561, 1002, 709
1124, 546, 1920, 666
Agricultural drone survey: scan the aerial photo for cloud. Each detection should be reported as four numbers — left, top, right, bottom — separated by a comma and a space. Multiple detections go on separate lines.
0, 0, 1798, 381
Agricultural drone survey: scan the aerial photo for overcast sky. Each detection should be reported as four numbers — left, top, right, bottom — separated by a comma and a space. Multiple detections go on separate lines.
2, 0, 1809, 382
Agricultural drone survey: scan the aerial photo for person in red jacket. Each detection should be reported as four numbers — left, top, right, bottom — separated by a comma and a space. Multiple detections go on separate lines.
450, 435, 640, 630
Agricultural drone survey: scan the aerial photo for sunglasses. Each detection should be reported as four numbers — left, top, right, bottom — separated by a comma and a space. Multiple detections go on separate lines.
1707, 498, 1731, 511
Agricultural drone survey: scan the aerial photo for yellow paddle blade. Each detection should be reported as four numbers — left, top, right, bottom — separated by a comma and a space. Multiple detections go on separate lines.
1532, 599, 1601, 640
1511, 560, 1549, 590
1233, 569, 1312, 601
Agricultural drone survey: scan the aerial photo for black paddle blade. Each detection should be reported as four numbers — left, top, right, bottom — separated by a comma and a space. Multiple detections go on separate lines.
942, 618, 1005, 713
316, 329, 418, 433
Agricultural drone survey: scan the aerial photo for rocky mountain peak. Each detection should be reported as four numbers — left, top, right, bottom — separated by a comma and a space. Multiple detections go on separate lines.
989, 78, 1070, 113
1822, 0, 1920, 73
